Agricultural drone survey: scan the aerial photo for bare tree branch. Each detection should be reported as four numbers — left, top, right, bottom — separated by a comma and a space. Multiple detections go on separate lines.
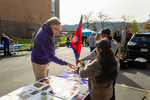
121, 15, 134, 23
37, 3, 45, 24
23, 7, 33, 38
83, 11, 94, 29
121, 15, 134, 31
97, 11, 112, 29
23, 8, 33, 23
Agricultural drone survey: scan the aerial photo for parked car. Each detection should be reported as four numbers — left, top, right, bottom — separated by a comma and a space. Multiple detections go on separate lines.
126, 33, 150, 62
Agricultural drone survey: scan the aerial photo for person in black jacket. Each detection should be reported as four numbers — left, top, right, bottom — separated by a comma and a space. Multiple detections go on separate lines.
82, 35, 85, 46
113, 29, 121, 54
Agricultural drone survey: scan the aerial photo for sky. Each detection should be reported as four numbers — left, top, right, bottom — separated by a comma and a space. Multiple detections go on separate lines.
60, 0, 150, 25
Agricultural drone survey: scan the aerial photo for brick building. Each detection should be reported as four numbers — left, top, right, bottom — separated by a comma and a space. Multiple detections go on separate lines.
0, 0, 59, 38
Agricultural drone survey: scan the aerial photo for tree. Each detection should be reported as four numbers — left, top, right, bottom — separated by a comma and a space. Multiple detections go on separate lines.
125, 23, 134, 33
132, 20, 140, 33
121, 15, 134, 54
97, 11, 112, 29
23, 7, 33, 38
121, 18, 140, 33
143, 14, 150, 32
83, 11, 93, 29
36, 2, 45, 24
121, 15, 134, 31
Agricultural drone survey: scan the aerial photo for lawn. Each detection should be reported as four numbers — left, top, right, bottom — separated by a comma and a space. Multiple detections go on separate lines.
21, 44, 32, 50
13, 39, 34, 44
12, 37, 67, 44
0, 37, 68, 53
11, 37, 68, 50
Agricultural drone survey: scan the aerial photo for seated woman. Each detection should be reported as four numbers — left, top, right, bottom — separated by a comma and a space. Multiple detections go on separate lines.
9, 39, 16, 54
78, 38, 120, 100
10, 39, 14, 45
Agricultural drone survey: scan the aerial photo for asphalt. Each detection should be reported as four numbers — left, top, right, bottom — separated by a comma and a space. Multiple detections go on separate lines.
0, 46, 150, 100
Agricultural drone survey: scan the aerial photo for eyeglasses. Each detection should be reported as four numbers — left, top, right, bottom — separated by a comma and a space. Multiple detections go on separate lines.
51, 25, 61, 32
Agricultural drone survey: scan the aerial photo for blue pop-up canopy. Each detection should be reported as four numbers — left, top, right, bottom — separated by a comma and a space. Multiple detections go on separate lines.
82, 28, 97, 35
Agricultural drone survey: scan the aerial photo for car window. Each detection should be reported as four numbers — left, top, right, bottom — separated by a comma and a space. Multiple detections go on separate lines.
131, 35, 150, 42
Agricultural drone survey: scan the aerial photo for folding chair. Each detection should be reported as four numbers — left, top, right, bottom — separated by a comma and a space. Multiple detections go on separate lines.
142, 92, 150, 100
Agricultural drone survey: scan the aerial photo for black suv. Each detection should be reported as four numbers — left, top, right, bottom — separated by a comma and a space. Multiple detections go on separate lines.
126, 33, 150, 62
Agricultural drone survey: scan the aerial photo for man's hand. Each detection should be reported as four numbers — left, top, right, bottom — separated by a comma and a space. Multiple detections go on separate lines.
67, 63, 77, 70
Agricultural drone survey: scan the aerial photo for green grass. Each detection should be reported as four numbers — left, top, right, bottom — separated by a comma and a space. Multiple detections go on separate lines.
12, 38, 67, 44
13, 44, 31, 50
0, 37, 68, 51
14, 38, 67, 50
55, 38, 67, 42
55, 43, 60, 46
22, 44, 31, 49
0, 44, 32, 52
0, 42, 63, 52
14, 39, 34, 44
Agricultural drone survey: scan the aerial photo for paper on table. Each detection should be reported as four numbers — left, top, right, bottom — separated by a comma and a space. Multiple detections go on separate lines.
49, 77, 77, 99
48, 76, 89, 100
28, 77, 53, 93
7, 86, 40, 100
0, 95, 15, 100
70, 84, 89, 100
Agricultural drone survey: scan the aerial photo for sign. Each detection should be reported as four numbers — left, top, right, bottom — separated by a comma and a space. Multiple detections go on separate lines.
28, 27, 35, 35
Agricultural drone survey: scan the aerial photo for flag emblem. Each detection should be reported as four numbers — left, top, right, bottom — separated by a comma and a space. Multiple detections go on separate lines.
72, 36, 78, 43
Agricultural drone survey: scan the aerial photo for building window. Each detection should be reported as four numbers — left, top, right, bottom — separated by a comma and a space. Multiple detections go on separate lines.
51, 0, 55, 17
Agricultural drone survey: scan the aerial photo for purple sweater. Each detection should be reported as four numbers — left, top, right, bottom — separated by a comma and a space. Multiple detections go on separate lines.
31, 22, 68, 65
1, 36, 10, 44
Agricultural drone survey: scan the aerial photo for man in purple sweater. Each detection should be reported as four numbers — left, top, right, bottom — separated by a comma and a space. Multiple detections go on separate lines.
31, 17, 76, 81
1, 33, 10, 57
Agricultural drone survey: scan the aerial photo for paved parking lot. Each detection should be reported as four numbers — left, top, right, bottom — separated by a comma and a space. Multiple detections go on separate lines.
0, 46, 150, 100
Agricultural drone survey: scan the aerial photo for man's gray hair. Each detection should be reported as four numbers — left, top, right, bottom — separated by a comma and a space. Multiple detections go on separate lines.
47, 17, 61, 26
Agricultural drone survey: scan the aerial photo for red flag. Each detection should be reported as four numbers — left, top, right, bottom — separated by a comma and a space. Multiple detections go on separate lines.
70, 16, 82, 60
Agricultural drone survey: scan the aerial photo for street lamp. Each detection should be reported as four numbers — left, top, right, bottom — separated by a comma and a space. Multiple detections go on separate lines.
28, 27, 35, 50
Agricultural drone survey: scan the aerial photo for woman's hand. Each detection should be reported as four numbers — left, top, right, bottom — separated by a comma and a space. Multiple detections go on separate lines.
76, 59, 81, 66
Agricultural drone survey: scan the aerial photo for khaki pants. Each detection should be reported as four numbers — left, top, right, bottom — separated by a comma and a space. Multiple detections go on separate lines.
32, 62, 49, 81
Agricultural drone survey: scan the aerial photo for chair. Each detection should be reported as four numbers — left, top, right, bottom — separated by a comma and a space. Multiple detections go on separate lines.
142, 92, 150, 100
9, 46, 15, 54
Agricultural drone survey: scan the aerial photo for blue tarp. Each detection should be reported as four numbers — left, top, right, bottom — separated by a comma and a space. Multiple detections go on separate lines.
0, 44, 25, 50
145, 32, 150, 34
82, 28, 97, 35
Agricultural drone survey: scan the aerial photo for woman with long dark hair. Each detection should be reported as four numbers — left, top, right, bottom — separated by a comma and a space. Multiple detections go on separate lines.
78, 38, 120, 100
